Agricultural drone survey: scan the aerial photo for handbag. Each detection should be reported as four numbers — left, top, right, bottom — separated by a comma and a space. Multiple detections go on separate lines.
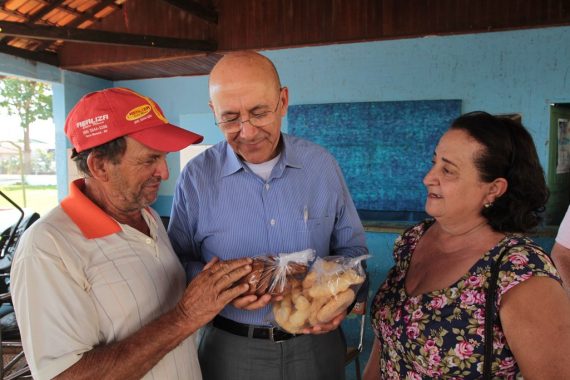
482, 246, 512, 380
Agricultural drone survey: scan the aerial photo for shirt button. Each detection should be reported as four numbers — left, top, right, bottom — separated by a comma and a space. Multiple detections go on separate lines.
270, 219, 276, 226
265, 183, 270, 190
145, 238, 152, 244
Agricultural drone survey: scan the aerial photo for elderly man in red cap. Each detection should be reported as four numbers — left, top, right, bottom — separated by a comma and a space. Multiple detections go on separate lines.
11, 87, 252, 380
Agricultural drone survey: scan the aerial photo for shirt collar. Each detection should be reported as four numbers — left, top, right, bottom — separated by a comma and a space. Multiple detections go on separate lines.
60, 178, 122, 239
221, 143, 245, 178
220, 134, 302, 178
141, 207, 158, 238
60, 178, 156, 239
279, 134, 302, 170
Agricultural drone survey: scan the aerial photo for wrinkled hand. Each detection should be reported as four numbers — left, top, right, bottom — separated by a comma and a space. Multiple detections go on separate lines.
175, 257, 252, 332
302, 310, 346, 335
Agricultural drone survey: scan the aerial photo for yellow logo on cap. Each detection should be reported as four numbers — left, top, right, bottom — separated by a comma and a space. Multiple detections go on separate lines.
126, 105, 152, 121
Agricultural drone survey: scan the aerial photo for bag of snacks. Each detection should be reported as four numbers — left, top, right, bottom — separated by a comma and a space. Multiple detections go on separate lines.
237, 249, 315, 296
272, 254, 369, 334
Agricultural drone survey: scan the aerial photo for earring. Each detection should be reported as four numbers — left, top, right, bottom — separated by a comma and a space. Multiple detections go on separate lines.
484, 202, 493, 208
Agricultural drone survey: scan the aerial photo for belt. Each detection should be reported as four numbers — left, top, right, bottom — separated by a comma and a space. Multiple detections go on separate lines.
212, 315, 298, 343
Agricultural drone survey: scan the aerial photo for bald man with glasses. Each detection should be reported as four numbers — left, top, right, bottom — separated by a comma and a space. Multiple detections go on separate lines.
168, 51, 368, 380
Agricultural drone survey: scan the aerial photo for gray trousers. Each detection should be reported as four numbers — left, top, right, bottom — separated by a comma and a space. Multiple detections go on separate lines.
198, 324, 347, 380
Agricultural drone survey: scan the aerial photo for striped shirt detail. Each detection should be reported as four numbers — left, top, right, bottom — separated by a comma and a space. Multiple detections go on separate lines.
168, 133, 368, 325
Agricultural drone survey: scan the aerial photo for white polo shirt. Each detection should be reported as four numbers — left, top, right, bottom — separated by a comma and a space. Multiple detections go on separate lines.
11, 179, 201, 380
557, 205, 570, 249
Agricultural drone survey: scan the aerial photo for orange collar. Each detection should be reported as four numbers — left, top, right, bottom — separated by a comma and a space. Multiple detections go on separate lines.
60, 178, 122, 239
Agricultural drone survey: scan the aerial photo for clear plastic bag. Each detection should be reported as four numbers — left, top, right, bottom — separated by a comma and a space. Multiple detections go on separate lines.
272, 254, 369, 334
237, 249, 315, 296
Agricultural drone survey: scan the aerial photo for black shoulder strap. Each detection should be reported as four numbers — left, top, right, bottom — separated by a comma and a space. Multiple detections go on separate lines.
482, 242, 519, 379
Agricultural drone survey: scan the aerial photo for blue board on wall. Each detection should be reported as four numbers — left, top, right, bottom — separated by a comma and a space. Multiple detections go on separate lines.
288, 100, 462, 214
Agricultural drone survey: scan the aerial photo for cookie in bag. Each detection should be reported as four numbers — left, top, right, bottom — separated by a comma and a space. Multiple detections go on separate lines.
238, 249, 315, 296
238, 258, 275, 296
272, 254, 368, 334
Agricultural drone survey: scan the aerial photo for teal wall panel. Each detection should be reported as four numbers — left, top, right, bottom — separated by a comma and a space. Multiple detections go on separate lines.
288, 100, 461, 211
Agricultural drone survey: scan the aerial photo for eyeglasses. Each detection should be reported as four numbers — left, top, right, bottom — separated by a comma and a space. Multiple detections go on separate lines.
215, 90, 283, 134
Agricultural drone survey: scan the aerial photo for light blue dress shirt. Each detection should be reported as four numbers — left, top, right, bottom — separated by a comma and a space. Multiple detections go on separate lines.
168, 133, 368, 325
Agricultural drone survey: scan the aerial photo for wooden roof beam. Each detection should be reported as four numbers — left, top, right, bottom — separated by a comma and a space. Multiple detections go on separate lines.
161, 0, 218, 24
28, 0, 67, 22
0, 4, 29, 20
31, 0, 120, 20
0, 44, 58, 65
33, 0, 121, 51
0, 20, 216, 51
64, 0, 121, 26
0, 0, 66, 48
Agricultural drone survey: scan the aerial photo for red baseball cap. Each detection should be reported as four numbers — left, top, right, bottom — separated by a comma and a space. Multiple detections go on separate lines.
65, 87, 203, 153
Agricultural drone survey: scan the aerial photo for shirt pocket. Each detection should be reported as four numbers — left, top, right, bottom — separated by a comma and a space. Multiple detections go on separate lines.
296, 216, 334, 255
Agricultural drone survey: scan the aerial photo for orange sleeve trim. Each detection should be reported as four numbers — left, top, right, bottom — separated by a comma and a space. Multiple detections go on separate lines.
60, 179, 122, 239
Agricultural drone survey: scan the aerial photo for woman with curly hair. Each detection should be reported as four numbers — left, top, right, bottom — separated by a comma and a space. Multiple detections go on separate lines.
364, 111, 570, 379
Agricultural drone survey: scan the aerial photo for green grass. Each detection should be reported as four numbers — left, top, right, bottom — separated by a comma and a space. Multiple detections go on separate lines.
0, 184, 58, 216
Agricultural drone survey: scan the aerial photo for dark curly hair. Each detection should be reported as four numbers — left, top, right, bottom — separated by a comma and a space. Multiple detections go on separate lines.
450, 111, 548, 233
71, 137, 127, 177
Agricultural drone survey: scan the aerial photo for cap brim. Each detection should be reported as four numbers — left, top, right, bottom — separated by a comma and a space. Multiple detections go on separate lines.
129, 123, 204, 152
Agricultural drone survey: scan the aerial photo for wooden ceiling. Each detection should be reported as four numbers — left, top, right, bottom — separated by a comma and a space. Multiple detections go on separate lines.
1, 0, 570, 81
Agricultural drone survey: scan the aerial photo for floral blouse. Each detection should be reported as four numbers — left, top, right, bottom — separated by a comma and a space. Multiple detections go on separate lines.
370, 220, 560, 379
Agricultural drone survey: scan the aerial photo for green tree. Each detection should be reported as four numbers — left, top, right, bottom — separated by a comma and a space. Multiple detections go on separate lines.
0, 78, 53, 174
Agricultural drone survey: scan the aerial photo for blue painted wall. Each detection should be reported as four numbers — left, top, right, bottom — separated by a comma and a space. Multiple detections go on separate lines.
0, 52, 61, 83
116, 26, 570, 215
